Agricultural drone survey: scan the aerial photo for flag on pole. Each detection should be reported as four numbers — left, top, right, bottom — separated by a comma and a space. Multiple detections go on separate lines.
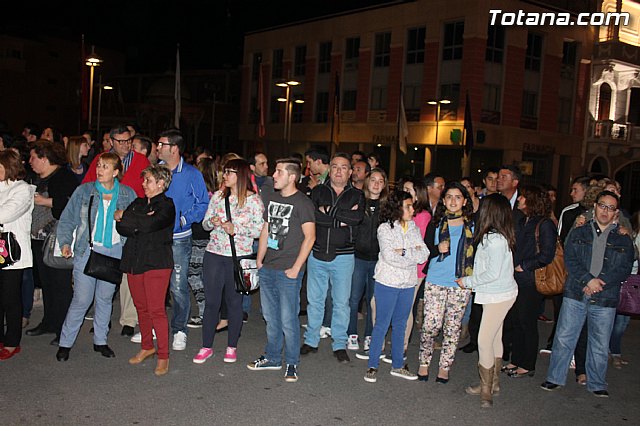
331, 72, 341, 146
174, 44, 181, 129
257, 64, 265, 138
398, 86, 409, 154
463, 91, 474, 155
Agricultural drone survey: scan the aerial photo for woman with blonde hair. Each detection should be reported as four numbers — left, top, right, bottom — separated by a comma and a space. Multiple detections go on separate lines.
66, 136, 90, 182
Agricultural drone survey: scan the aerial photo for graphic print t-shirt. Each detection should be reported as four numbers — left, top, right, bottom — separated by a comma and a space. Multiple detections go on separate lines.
262, 190, 315, 270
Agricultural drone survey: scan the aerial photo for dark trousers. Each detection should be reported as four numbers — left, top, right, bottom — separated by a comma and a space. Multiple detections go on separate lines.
31, 239, 73, 336
21, 268, 34, 319
468, 293, 483, 347
202, 252, 243, 348
509, 285, 544, 371
0, 269, 24, 347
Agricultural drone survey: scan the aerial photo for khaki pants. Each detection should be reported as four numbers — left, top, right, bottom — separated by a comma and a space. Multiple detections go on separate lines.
119, 274, 138, 327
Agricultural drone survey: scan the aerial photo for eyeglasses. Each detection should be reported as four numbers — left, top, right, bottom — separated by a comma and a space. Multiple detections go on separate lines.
596, 202, 617, 212
112, 138, 132, 145
223, 169, 238, 175
157, 142, 176, 149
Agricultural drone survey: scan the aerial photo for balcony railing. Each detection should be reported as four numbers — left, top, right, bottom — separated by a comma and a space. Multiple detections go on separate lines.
590, 119, 640, 143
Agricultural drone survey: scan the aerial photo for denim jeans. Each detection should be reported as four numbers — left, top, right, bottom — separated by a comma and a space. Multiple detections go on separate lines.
59, 244, 121, 347
546, 296, 616, 392
170, 236, 193, 335
304, 253, 354, 351
367, 282, 414, 369
348, 258, 376, 337
609, 314, 630, 355
259, 266, 303, 365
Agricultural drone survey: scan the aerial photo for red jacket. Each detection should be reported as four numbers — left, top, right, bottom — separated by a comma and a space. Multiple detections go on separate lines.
82, 151, 150, 197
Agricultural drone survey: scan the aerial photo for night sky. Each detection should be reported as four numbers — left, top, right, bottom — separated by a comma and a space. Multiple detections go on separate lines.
3, 0, 399, 72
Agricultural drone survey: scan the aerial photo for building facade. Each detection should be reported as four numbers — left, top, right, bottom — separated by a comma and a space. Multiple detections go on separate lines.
240, 0, 599, 199
586, 0, 640, 211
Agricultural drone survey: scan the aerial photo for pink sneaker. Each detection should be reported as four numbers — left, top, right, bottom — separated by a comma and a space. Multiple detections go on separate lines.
224, 346, 237, 363
193, 347, 213, 364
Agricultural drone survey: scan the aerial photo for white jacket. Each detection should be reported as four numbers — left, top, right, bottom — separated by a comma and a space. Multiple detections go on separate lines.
374, 220, 430, 288
0, 180, 35, 269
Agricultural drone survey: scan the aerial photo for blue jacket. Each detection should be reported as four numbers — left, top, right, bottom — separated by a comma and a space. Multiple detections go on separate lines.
564, 221, 634, 308
57, 182, 137, 258
164, 157, 209, 239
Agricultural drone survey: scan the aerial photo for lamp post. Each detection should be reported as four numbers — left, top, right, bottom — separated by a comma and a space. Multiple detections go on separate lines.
85, 46, 103, 129
276, 80, 301, 143
96, 74, 113, 137
427, 99, 451, 170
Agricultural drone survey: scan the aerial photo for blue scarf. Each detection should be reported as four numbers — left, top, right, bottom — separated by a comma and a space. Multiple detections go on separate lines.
94, 180, 119, 248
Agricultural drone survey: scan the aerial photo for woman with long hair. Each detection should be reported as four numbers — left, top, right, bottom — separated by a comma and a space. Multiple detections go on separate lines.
363, 190, 429, 383
193, 158, 264, 364
347, 168, 388, 352
418, 181, 475, 383
56, 153, 137, 361
0, 150, 35, 360
66, 136, 90, 182
456, 193, 518, 408
502, 185, 556, 378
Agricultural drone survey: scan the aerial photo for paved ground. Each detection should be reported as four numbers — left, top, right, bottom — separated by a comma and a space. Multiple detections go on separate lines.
2, 297, 639, 425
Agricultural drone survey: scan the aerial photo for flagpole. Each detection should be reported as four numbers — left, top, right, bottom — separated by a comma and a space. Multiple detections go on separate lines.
174, 43, 181, 129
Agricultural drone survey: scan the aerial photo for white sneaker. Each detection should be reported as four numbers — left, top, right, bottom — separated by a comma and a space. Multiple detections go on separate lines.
130, 329, 156, 343
347, 334, 359, 351
364, 336, 371, 352
320, 326, 332, 339
570, 355, 576, 369
172, 331, 187, 351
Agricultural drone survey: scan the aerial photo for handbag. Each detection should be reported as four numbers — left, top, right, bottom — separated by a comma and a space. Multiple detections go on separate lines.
83, 195, 123, 285
0, 224, 21, 268
225, 195, 259, 295
42, 222, 74, 269
618, 274, 640, 315
534, 219, 567, 296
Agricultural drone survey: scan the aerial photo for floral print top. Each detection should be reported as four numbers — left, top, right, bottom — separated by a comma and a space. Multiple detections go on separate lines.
203, 190, 264, 256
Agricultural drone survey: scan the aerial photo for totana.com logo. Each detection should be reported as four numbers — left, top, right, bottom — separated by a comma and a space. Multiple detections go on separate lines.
489, 9, 630, 26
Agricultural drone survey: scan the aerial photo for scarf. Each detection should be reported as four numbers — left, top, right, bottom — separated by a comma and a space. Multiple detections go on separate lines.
437, 210, 474, 278
94, 180, 119, 248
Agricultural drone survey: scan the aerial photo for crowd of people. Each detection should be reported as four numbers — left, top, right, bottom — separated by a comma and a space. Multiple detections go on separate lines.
0, 122, 637, 406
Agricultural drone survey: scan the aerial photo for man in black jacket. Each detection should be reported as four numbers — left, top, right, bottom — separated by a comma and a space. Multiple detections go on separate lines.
300, 153, 364, 363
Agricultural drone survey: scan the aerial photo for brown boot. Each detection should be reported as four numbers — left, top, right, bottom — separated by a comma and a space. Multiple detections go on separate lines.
479, 364, 493, 408
492, 358, 501, 395
155, 359, 169, 376
129, 348, 156, 365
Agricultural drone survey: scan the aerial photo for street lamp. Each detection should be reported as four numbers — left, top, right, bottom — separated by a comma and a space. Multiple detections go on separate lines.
276, 80, 301, 143
96, 74, 113, 137
85, 46, 103, 129
427, 99, 451, 169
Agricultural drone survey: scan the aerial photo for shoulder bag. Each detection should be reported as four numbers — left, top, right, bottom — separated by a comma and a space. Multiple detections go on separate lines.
534, 218, 567, 296
83, 195, 123, 285
42, 222, 74, 269
0, 224, 21, 268
225, 195, 259, 295
618, 272, 640, 316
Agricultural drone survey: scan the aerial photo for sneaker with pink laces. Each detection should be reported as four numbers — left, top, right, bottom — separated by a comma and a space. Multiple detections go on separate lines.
193, 347, 213, 364
224, 347, 237, 363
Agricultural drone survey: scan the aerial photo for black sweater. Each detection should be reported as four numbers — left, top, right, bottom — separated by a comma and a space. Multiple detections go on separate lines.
310, 181, 364, 261
117, 193, 175, 274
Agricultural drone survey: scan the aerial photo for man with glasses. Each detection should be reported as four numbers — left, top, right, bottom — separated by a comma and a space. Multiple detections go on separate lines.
156, 129, 209, 351
541, 191, 634, 398
83, 125, 149, 198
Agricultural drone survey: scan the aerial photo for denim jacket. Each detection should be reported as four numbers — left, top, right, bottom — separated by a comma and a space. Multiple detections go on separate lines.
564, 221, 634, 308
57, 182, 137, 258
